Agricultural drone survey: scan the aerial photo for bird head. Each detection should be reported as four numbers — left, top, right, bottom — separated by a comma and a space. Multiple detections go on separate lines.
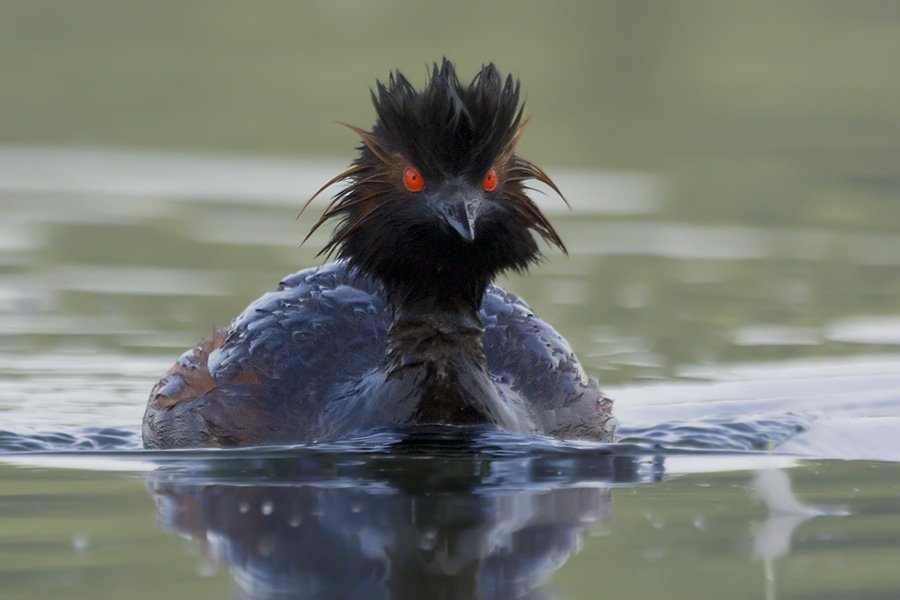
304, 59, 567, 311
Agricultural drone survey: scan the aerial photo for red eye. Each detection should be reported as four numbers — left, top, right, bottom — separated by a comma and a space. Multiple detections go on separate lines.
403, 166, 424, 192
483, 167, 498, 192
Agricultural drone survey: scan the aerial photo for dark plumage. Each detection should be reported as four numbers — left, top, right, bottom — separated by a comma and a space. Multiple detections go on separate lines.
142, 60, 616, 449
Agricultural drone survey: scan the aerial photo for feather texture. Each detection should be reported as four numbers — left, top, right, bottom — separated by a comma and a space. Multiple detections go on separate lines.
300, 60, 567, 309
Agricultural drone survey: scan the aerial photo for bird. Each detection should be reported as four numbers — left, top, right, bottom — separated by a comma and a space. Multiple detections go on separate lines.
142, 59, 616, 449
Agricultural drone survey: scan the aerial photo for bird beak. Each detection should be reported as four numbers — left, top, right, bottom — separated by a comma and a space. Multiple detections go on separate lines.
441, 195, 480, 242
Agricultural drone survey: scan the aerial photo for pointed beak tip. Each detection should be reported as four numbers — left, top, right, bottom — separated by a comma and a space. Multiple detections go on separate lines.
450, 218, 477, 242
442, 197, 480, 242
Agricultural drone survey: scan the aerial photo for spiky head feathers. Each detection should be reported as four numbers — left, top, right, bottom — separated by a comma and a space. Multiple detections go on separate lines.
369, 60, 523, 179
304, 60, 566, 309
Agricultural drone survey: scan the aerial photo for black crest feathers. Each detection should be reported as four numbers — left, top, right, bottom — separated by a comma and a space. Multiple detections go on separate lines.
369, 59, 523, 177
301, 59, 567, 304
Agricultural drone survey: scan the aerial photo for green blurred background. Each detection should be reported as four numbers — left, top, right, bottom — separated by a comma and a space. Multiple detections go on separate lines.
3, 0, 900, 229
2, 0, 900, 383
3, 4, 900, 600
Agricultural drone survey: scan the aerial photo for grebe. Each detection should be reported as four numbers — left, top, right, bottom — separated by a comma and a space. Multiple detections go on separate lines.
142, 60, 616, 448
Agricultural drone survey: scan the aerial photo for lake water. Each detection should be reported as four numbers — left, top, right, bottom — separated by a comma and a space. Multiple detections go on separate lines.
2, 3, 900, 599
1, 147, 898, 600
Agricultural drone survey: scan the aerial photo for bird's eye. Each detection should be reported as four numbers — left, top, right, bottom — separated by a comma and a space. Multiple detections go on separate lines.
403, 166, 424, 192
483, 167, 498, 192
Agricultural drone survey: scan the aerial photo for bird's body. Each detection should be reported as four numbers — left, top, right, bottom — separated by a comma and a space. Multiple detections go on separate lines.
142, 261, 614, 448
142, 60, 615, 449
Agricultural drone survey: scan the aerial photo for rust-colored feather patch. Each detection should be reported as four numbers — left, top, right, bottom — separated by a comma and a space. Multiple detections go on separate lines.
150, 329, 258, 408
297, 163, 365, 222
340, 123, 402, 166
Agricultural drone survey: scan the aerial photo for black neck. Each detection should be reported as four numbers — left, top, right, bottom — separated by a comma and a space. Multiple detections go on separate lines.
383, 267, 491, 321
383, 267, 492, 367
380, 281, 515, 427
386, 303, 485, 371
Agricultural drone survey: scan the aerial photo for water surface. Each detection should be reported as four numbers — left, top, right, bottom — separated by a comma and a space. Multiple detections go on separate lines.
1, 147, 898, 599
2, 3, 900, 598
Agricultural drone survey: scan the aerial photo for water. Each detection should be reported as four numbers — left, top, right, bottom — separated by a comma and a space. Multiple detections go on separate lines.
3, 2, 900, 598
1, 148, 898, 600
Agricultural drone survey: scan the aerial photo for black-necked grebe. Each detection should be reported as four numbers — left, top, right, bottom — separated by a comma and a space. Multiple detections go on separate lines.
142, 60, 616, 449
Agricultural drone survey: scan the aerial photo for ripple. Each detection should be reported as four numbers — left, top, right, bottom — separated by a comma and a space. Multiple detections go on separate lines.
616, 412, 814, 451
0, 146, 660, 216
0, 351, 166, 432
562, 221, 900, 263
45, 264, 229, 297
1, 349, 898, 465
0, 411, 810, 469
732, 324, 821, 347
826, 316, 900, 345
0, 427, 140, 452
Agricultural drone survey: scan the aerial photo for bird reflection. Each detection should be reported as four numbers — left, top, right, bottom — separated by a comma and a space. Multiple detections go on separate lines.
750, 469, 847, 600
146, 432, 648, 600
